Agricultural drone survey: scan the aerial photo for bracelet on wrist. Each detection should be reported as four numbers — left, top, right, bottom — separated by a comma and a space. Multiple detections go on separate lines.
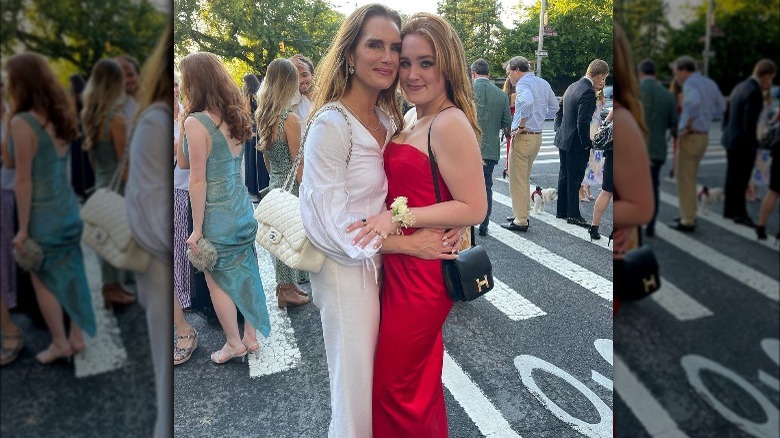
390, 196, 416, 233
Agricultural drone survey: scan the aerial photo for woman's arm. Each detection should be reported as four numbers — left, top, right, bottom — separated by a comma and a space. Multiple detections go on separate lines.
10, 116, 37, 251
110, 113, 128, 181
284, 112, 303, 183
183, 116, 210, 256
613, 107, 653, 229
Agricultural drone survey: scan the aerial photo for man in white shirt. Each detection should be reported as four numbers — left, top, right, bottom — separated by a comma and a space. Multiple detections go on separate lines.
116, 54, 140, 135
289, 54, 315, 135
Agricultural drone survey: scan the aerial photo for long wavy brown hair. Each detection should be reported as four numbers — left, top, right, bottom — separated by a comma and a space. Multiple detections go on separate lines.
309, 3, 404, 133
255, 58, 299, 151
81, 59, 125, 151
5, 53, 78, 142
134, 21, 173, 123
401, 13, 482, 141
614, 24, 648, 139
178, 52, 252, 143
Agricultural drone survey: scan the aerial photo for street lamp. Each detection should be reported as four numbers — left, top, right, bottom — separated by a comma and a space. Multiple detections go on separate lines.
703, 0, 715, 77
536, 0, 548, 77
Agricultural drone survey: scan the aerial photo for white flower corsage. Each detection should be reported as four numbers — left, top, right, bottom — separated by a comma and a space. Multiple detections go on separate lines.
390, 196, 416, 233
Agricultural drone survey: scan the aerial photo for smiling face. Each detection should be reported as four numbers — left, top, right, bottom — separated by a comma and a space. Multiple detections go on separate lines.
293, 60, 314, 95
399, 33, 446, 106
347, 15, 401, 95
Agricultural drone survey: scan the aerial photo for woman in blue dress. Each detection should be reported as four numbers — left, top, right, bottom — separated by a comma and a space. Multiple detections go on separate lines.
177, 52, 272, 363
6, 53, 97, 364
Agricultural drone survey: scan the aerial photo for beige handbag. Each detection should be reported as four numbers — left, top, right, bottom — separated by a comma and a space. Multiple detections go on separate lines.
80, 136, 151, 273
253, 105, 354, 273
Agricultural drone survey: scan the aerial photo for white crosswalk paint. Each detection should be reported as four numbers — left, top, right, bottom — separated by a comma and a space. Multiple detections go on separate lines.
443, 351, 522, 438
656, 223, 779, 302
658, 191, 778, 251
614, 354, 690, 438
484, 278, 546, 321
648, 278, 714, 321
75, 243, 128, 378
489, 221, 613, 301
248, 245, 302, 378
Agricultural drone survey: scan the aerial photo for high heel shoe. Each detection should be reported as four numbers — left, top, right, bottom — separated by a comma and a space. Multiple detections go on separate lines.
607, 230, 613, 246
244, 341, 260, 357
174, 327, 198, 366
1, 329, 24, 366
756, 225, 767, 240
588, 225, 601, 241
210, 343, 247, 364
35, 343, 74, 365
276, 284, 310, 309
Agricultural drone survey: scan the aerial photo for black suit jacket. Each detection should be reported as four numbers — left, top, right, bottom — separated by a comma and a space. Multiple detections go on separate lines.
554, 77, 597, 152
721, 77, 763, 151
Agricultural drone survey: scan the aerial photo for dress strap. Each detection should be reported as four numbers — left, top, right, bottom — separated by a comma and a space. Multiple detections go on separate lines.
102, 108, 119, 140
276, 109, 293, 143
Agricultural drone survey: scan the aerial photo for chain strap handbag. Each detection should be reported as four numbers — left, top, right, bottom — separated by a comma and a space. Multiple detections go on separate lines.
592, 120, 613, 151
80, 124, 151, 273
253, 104, 353, 273
426, 107, 495, 302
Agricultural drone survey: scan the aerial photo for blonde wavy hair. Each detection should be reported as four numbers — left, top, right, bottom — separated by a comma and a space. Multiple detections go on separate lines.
255, 58, 299, 151
134, 21, 173, 124
614, 24, 648, 139
309, 3, 404, 133
179, 52, 253, 143
401, 13, 481, 141
81, 59, 125, 151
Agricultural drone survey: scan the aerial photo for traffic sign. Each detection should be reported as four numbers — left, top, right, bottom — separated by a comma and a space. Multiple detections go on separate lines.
535, 50, 548, 57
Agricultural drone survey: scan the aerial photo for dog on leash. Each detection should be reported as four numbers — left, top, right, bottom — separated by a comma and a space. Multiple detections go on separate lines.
697, 186, 724, 213
531, 186, 558, 214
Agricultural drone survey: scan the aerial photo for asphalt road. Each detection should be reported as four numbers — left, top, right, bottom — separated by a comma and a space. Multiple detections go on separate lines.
614, 122, 780, 438
174, 120, 616, 437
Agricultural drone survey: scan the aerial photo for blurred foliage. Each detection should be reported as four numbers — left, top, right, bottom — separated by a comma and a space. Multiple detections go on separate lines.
1, 0, 167, 78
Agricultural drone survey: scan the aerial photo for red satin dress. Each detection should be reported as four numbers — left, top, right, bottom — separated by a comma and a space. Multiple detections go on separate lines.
372, 142, 454, 437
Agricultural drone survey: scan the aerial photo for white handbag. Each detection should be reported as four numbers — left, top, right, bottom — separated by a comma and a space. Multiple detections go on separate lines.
80, 134, 151, 273
253, 105, 354, 273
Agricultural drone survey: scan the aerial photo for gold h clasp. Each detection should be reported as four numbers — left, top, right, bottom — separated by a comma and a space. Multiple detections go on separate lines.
642, 276, 658, 293
476, 275, 490, 293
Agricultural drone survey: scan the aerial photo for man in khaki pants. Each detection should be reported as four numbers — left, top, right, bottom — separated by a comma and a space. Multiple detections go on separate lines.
670, 56, 726, 231
502, 56, 559, 232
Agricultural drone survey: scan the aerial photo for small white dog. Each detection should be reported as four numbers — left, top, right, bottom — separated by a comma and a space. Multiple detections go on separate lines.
697, 186, 724, 213
531, 186, 558, 214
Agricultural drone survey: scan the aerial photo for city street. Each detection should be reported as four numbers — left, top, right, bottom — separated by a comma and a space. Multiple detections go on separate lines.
174, 120, 616, 437
614, 122, 780, 437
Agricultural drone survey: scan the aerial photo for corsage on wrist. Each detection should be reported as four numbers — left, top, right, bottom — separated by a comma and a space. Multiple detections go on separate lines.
390, 196, 416, 234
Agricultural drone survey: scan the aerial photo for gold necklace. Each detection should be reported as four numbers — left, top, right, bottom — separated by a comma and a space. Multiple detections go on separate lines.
341, 100, 382, 132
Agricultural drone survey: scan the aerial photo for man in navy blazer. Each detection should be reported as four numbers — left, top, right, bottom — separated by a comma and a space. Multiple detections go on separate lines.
721, 59, 776, 226
555, 59, 610, 226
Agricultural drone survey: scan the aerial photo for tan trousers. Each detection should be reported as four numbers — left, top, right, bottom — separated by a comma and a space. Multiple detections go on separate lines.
675, 133, 708, 225
509, 134, 542, 225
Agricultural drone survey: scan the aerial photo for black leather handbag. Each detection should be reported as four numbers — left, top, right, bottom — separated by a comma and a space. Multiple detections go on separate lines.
427, 108, 494, 302
614, 228, 660, 301
592, 120, 613, 151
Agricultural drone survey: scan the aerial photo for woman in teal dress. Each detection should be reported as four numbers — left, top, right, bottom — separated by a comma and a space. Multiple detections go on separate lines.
255, 58, 310, 308
177, 52, 271, 364
6, 53, 97, 364
80, 58, 136, 309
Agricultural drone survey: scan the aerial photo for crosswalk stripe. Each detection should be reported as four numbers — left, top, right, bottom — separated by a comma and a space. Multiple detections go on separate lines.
615, 354, 690, 438
248, 245, 302, 378
75, 243, 128, 378
656, 223, 779, 302
484, 278, 546, 321
443, 351, 522, 438
489, 220, 613, 301
699, 159, 727, 165
491, 191, 612, 250
658, 191, 778, 251
648, 278, 713, 321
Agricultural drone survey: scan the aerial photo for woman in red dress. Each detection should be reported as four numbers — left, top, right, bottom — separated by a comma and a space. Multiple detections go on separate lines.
351, 13, 487, 437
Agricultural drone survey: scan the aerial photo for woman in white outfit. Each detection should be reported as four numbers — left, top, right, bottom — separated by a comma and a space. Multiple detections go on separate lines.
300, 4, 461, 437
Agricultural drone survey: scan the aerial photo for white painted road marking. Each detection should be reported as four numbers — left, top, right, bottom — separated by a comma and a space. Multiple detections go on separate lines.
614, 354, 690, 438
443, 351, 522, 438
648, 278, 714, 321
248, 245, 302, 378
484, 278, 546, 321
489, 221, 613, 301
656, 223, 779, 302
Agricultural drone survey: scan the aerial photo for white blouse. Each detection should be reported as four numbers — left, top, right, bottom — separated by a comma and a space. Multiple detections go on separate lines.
300, 101, 393, 267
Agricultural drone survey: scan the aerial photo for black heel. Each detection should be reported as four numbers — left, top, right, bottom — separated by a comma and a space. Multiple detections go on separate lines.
588, 225, 601, 241
607, 230, 613, 246
756, 225, 767, 240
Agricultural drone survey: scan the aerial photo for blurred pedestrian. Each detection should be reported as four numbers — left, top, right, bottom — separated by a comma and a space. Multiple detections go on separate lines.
254, 58, 310, 307
81, 58, 137, 309
241, 73, 264, 199
756, 109, 780, 241
125, 21, 174, 438
68, 73, 94, 199
1, 75, 17, 309
669, 55, 726, 232
588, 107, 614, 241
470, 58, 511, 236
721, 59, 776, 227
637, 58, 678, 237
581, 74, 608, 202
747, 88, 773, 201
177, 52, 271, 364
6, 52, 97, 362
115, 54, 140, 135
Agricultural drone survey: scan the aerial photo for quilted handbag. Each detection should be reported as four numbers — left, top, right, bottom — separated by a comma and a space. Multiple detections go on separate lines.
253, 105, 353, 273
80, 137, 151, 273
